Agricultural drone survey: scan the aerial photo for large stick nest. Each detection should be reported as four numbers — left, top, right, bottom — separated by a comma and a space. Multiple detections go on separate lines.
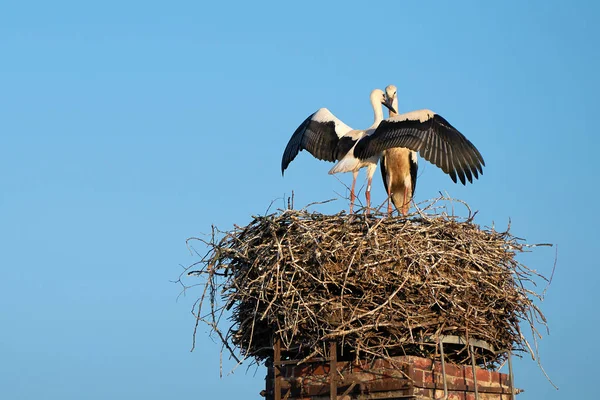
183, 198, 551, 369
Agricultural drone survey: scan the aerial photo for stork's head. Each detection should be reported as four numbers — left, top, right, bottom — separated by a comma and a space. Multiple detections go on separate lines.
371, 88, 397, 114
385, 85, 397, 102
384, 85, 398, 116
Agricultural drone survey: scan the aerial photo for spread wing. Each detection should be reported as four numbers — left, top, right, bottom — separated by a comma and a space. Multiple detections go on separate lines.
354, 110, 485, 185
281, 108, 354, 174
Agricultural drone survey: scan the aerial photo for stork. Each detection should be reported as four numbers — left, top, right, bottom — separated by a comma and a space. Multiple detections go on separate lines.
282, 89, 395, 213
350, 92, 485, 209
379, 85, 418, 215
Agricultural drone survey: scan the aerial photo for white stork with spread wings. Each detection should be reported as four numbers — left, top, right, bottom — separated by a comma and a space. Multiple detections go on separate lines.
282, 89, 395, 213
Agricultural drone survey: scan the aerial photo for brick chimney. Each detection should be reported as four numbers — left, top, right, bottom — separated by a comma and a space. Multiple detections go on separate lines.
264, 342, 517, 400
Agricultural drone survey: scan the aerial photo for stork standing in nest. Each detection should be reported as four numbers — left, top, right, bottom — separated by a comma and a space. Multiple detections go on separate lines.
282, 89, 395, 213
350, 87, 486, 215
380, 85, 418, 215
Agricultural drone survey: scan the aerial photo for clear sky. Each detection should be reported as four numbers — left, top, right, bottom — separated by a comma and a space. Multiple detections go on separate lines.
1, 1, 598, 398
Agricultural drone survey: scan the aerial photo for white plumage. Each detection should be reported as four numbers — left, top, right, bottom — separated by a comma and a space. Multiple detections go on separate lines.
283, 84, 485, 215
282, 89, 395, 213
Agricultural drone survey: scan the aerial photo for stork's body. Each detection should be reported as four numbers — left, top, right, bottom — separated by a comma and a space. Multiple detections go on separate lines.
282, 89, 395, 213
380, 85, 418, 215
381, 147, 417, 215
327, 90, 390, 212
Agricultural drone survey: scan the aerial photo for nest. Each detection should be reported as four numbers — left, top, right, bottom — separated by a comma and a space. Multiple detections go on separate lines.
183, 198, 551, 369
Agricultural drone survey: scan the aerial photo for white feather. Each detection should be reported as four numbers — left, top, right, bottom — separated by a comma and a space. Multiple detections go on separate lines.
328, 155, 359, 174
389, 109, 435, 123
311, 108, 354, 138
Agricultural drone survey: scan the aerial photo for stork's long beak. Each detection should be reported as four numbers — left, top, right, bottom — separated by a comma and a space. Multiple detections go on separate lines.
382, 98, 397, 114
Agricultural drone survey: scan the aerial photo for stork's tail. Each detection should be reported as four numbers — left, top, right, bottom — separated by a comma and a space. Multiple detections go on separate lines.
328, 156, 359, 175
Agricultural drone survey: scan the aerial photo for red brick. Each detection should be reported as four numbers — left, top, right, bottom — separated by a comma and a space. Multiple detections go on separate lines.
476, 369, 491, 383
446, 364, 461, 377
456, 368, 474, 387
489, 371, 508, 389
412, 369, 424, 384
413, 357, 433, 369
450, 374, 464, 385
490, 371, 499, 382
464, 366, 474, 380
433, 361, 462, 379
457, 375, 474, 390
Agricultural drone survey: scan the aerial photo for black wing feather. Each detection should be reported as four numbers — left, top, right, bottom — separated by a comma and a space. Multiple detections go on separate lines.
334, 136, 358, 161
354, 113, 485, 185
380, 155, 389, 194
410, 153, 418, 197
281, 111, 346, 174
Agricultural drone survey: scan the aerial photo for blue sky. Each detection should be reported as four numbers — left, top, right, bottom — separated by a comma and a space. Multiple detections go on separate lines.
1, 1, 598, 398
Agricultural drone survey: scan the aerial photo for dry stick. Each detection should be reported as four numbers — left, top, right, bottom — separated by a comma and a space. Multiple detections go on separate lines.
334, 274, 412, 331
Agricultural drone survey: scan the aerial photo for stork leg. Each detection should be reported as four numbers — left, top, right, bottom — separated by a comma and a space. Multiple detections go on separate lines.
402, 187, 409, 215
365, 175, 373, 215
365, 164, 378, 215
349, 171, 358, 214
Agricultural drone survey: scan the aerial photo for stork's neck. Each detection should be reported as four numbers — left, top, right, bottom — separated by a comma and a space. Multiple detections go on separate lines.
371, 98, 384, 126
